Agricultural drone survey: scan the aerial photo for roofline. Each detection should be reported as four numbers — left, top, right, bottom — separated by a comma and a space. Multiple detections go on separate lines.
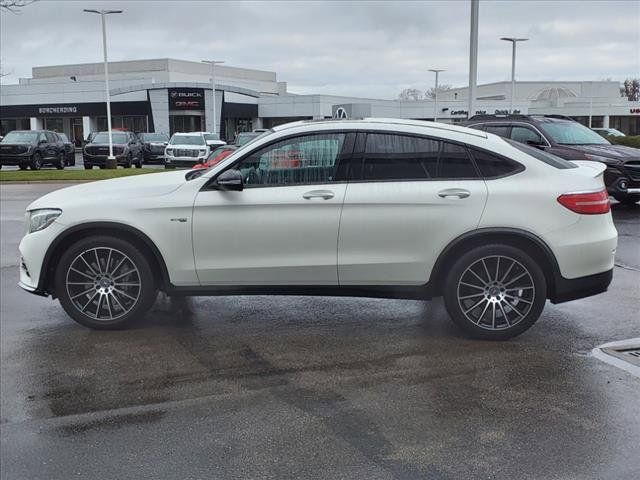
272, 118, 487, 139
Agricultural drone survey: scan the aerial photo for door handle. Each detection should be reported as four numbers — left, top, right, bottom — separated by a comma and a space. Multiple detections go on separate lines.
438, 188, 471, 199
303, 190, 334, 200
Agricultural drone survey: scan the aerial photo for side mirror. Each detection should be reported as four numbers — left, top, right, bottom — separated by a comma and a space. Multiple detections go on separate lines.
216, 169, 243, 191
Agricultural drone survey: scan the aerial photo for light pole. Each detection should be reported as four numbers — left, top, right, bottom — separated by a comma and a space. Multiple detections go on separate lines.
500, 37, 528, 114
468, 0, 479, 119
84, 9, 122, 169
428, 69, 445, 122
202, 60, 224, 138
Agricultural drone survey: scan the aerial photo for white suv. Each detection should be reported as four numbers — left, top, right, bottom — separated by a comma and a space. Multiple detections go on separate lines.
19, 119, 617, 339
164, 132, 223, 168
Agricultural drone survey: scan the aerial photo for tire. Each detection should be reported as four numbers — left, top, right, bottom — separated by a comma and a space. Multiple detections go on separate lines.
135, 153, 143, 168
613, 195, 640, 205
31, 152, 42, 170
55, 235, 158, 329
124, 154, 132, 168
84, 163, 93, 170
442, 244, 547, 340
164, 165, 175, 169
19, 164, 28, 170
55, 153, 65, 170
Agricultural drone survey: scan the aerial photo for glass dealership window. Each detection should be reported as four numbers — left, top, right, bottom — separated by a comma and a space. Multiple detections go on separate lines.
1, 118, 30, 136
97, 116, 148, 133
44, 117, 64, 133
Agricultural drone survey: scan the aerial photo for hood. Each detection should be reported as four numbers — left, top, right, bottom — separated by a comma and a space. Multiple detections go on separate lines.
27, 170, 188, 211
555, 144, 640, 164
167, 144, 206, 150
86, 142, 127, 148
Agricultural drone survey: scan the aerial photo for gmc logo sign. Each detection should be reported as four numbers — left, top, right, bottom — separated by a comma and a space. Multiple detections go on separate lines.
168, 88, 205, 110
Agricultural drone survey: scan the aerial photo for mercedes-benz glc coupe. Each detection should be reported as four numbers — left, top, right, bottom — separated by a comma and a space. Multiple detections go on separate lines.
19, 119, 617, 339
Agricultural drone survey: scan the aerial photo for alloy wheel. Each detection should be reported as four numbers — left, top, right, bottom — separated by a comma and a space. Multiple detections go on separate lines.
456, 255, 535, 331
65, 247, 141, 321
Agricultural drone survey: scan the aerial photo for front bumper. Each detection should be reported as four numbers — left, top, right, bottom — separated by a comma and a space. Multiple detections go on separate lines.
164, 156, 207, 168
0, 153, 32, 166
143, 152, 165, 163
18, 221, 67, 296
83, 153, 128, 166
604, 166, 640, 197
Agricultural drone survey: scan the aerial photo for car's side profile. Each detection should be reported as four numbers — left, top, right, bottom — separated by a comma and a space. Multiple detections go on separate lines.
19, 119, 617, 339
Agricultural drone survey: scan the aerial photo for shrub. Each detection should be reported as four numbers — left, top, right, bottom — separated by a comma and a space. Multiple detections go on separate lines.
608, 135, 640, 149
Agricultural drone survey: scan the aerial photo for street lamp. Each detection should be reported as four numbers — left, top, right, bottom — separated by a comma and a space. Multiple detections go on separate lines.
428, 69, 445, 122
202, 60, 225, 138
84, 8, 122, 169
500, 37, 528, 114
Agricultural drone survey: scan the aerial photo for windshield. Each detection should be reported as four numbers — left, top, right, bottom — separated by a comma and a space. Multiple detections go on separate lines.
506, 139, 577, 169
142, 133, 168, 142
236, 132, 260, 146
58, 133, 69, 141
92, 132, 129, 144
542, 121, 609, 145
203, 133, 220, 142
1, 131, 38, 143
170, 135, 205, 145
198, 130, 274, 172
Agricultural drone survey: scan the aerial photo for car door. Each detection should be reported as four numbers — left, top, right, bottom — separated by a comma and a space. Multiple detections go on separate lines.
338, 132, 488, 285
39, 132, 54, 160
192, 131, 353, 285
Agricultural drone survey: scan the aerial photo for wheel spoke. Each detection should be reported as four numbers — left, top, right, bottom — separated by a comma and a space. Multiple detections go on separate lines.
93, 249, 103, 274
481, 259, 492, 283
71, 287, 95, 300
460, 281, 485, 290
491, 303, 496, 329
79, 254, 98, 276
95, 293, 103, 318
67, 281, 93, 286
114, 282, 141, 287
81, 291, 99, 312
467, 268, 488, 287
105, 249, 113, 275
494, 256, 500, 281
500, 260, 516, 283
497, 301, 511, 327
109, 291, 126, 312
105, 294, 113, 319
113, 269, 137, 281
477, 300, 491, 325
505, 294, 533, 305
463, 297, 487, 314
459, 292, 485, 300
109, 256, 126, 276
70, 267, 94, 280
113, 287, 137, 302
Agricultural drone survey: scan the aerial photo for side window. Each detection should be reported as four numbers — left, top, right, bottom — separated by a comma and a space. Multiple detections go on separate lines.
438, 141, 478, 178
235, 133, 346, 187
362, 133, 439, 180
484, 125, 511, 138
470, 148, 523, 178
511, 126, 543, 145
38, 133, 47, 143
468, 124, 486, 132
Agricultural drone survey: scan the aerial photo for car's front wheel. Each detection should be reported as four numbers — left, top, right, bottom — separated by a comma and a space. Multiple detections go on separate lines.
442, 244, 547, 340
55, 235, 158, 329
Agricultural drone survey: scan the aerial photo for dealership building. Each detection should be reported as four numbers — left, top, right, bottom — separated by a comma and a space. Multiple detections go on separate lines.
1, 58, 639, 145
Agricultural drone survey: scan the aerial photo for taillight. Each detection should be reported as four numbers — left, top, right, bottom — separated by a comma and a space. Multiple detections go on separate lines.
557, 189, 610, 214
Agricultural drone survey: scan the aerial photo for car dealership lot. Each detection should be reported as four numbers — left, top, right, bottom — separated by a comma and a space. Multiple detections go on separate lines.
1, 183, 639, 479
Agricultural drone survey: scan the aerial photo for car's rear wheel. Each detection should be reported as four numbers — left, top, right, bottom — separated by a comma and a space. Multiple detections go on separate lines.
55, 235, 158, 329
19, 163, 28, 170
443, 244, 547, 340
124, 153, 132, 168
55, 153, 65, 170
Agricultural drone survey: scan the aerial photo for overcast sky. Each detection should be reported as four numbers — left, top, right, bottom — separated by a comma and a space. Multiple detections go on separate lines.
1, 0, 638, 98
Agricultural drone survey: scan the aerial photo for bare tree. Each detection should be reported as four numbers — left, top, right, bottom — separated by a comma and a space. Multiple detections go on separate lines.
425, 84, 453, 99
621, 78, 640, 101
398, 88, 424, 101
1, 0, 36, 14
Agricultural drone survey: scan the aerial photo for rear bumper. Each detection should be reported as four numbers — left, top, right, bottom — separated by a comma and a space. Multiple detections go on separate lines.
550, 268, 613, 303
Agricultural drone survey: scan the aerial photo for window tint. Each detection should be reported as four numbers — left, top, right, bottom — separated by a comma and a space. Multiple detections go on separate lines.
470, 148, 523, 178
361, 134, 478, 180
505, 139, 577, 169
438, 142, 478, 178
484, 125, 510, 138
362, 134, 439, 180
236, 133, 346, 186
511, 126, 543, 144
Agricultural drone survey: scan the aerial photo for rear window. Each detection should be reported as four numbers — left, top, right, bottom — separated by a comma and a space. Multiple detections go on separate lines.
470, 148, 524, 178
506, 139, 577, 169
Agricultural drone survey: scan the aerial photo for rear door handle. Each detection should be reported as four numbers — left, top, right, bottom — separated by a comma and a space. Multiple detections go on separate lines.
438, 188, 471, 199
303, 190, 334, 200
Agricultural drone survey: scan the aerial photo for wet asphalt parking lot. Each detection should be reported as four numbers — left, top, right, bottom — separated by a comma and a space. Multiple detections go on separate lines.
1, 181, 639, 480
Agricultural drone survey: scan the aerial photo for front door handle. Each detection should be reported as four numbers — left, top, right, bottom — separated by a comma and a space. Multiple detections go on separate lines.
438, 188, 471, 199
303, 190, 334, 200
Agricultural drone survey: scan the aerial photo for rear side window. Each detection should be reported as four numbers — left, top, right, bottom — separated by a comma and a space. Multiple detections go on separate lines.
505, 139, 577, 169
362, 134, 439, 180
470, 148, 524, 178
484, 125, 511, 138
361, 133, 478, 181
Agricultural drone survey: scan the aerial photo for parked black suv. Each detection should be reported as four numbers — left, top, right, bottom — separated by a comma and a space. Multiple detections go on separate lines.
83, 131, 143, 169
138, 132, 169, 164
465, 115, 640, 204
0, 130, 65, 170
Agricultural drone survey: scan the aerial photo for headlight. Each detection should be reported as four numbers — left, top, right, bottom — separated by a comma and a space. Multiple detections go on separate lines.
198, 149, 207, 156
166, 148, 174, 155
28, 209, 62, 234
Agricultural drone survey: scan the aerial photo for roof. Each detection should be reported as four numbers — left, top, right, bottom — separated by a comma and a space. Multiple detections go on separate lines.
272, 117, 487, 139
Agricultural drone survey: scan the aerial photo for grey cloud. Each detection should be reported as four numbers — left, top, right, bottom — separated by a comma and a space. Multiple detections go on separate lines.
1, 0, 638, 98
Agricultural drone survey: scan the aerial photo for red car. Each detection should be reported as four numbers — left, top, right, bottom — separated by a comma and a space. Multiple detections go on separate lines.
192, 146, 237, 170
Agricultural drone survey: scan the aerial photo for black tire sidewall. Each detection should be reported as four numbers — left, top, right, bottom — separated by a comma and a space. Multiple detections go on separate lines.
443, 244, 547, 340
55, 235, 157, 329
31, 153, 42, 170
